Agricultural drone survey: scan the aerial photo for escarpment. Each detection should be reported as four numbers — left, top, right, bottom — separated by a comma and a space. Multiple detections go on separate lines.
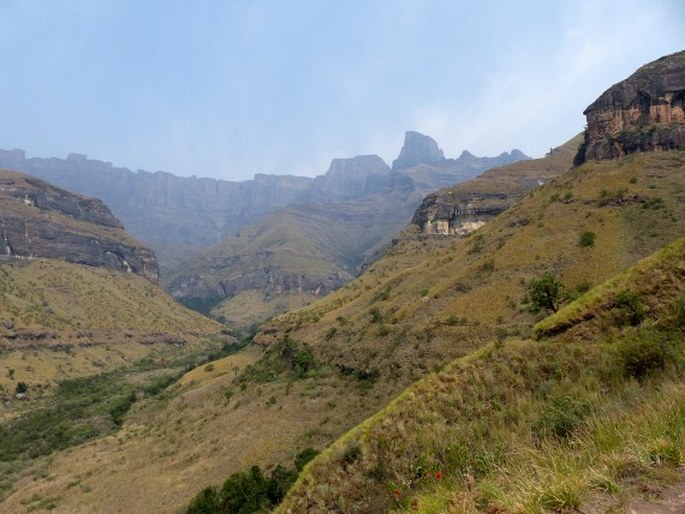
0, 168, 159, 281
578, 50, 685, 163
411, 134, 583, 235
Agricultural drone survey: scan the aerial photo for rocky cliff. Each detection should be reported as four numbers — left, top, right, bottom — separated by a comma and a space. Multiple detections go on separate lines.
578, 50, 685, 163
0, 136, 528, 272
412, 134, 583, 235
392, 131, 446, 169
0, 168, 159, 281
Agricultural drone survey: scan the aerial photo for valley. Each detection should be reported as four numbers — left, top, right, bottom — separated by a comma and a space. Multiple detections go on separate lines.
0, 44, 683, 514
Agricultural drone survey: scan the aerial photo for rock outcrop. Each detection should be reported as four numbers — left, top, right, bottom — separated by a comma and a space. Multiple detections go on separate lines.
412, 134, 583, 236
313, 155, 391, 197
392, 131, 446, 170
578, 50, 685, 163
0, 168, 159, 281
0, 139, 528, 270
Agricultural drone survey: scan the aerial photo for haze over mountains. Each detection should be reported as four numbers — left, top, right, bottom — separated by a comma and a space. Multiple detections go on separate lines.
0, 132, 529, 329
0, 132, 528, 270
0, 50, 684, 514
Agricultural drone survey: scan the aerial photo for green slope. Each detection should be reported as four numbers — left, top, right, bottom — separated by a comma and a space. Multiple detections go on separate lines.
280, 238, 685, 512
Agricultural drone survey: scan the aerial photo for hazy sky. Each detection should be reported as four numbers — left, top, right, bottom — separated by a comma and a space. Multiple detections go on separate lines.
1, 1, 683, 181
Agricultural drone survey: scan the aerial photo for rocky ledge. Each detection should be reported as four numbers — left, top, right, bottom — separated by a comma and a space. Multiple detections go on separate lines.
578, 50, 685, 163
0, 169, 159, 281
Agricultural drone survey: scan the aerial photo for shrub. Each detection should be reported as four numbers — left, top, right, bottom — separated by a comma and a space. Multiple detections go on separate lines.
579, 231, 596, 247
294, 448, 319, 472
14, 381, 28, 394
526, 273, 567, 313
342, 443, 361, 464
533, 395, 591, 438
618, 331, 671, 380
613, 290, 645, 326
187, 486, 221, 514
187, 450, 319, 513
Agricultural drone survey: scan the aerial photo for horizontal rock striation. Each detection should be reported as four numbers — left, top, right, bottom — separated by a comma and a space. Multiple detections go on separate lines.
0, 169, 159, 281
412, 191, 512, 236
411, 134, 583, 236
578, 50, 685, 163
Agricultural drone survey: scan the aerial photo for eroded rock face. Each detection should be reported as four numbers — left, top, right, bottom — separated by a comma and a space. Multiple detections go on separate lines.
412, 191, 511, 236
392, 131, 446, 170
0, 169, 159, 281
579, 50, 685, 163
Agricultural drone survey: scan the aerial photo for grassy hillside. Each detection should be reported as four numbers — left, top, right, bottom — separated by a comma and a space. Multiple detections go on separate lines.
0, 258, 221, 395
279, 239, 685, 512
3, 149, 682, 513
255, 150, 685, 385
168, 191, 421, 330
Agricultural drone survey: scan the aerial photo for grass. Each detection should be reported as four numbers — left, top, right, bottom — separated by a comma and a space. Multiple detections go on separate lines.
0, 258, 221, 393
534, 237, 685, 339
0, 340, 249, 502
2, 150, 683, 513
278, 234, 685, 512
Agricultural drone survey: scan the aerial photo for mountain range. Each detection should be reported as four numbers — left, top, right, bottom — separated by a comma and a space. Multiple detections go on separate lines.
0, 50, 683, 514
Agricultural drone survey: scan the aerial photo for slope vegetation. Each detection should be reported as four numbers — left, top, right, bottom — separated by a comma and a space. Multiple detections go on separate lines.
280, 238, 685, 512
0, 258, 222, 397
4, 147, 683, 513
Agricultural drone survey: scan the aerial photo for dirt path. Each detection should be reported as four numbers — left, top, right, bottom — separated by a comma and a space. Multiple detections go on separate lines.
626, 483, 685, 513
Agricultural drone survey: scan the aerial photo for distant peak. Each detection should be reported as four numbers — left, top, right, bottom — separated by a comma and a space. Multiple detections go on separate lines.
458, 150, 475, 160
392, 131, 445, 170
325, 154, 390, 177
509, 149, 528, 159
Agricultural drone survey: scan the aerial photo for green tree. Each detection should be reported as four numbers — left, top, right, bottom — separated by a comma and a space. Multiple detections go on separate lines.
186, 486, 221, 513
526, 273, 567, 314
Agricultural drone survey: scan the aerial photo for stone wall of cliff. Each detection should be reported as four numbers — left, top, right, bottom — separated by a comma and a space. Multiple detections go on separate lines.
578, 50, 685, 163
0, 169, 159, 281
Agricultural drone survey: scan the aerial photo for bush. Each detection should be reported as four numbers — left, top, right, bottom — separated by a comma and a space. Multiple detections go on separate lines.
579, 231, 596, 247
187, 450, 319, 513
533, 395, 591, 438
618, 331, 672, 380
613, 290, 645, 326
187, 486, 221, 514
294, 447, 319, 471
14, 381, 28, 394
526, 273, 567, 314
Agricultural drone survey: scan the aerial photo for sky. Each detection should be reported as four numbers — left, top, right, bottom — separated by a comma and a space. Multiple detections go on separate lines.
1, 1, 683, 181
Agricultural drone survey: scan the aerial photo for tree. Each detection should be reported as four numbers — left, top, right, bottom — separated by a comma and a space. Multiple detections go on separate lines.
526, 273, 567, 314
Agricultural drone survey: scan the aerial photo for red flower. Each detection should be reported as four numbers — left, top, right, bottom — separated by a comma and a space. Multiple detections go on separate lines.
435, 471, 443, 480
393, 489, 400, 497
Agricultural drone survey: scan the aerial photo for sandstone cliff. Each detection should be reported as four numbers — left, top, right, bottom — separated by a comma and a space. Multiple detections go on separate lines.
578, 50, 685, 163
0, 137, 528, 271
0, 168, 159, 281
412, 134, 583, 235
392, 131, 446, 169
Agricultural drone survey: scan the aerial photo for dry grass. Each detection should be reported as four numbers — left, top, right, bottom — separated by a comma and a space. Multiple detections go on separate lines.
3, 151, 684, 513
211, 289, 320, 331
0, 258, 221, 396
277, 233, 685, 512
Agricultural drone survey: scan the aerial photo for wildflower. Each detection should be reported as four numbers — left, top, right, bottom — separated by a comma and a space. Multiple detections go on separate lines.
435, 471, 443, 480
393, 489, 400, 497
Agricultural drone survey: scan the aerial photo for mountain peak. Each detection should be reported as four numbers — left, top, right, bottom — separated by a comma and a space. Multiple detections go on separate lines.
392, 131, 445, 170
325, 154, 389, 178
